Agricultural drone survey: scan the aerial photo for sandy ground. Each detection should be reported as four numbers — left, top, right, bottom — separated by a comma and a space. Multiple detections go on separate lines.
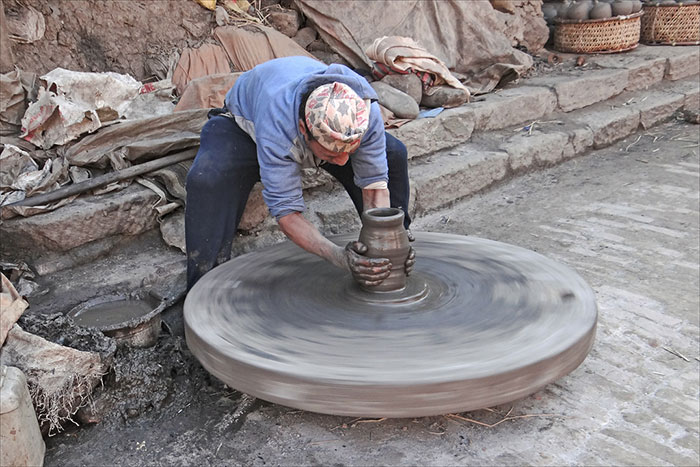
42, 118, 699, 466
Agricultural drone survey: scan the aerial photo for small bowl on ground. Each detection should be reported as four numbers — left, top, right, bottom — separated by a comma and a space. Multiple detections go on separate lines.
67, 290, 167, 347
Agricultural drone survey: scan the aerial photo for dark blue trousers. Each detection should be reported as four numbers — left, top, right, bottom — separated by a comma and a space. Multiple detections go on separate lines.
185, 115, 411, 289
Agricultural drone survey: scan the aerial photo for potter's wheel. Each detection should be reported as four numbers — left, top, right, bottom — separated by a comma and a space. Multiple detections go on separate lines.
184, 233, 597, 417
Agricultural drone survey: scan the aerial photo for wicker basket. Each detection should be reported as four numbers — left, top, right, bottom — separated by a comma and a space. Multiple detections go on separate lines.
554, 11, 644, 54
641, 3, 700, 45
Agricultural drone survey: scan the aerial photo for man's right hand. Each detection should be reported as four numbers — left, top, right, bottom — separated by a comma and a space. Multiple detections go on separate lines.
344, 241, 391, 287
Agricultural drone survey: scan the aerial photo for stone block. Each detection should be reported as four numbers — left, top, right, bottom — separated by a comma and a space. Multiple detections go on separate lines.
411, 149, 509, 214
568, 125, 595, 158
635, 45, 700, 81
388, 108, 476, 160
306, 191, 360, 235
266, 7, 301, 38
0, 184, 160, 256
570, 102, 641, 149
671, 78, 700, 111
665, 48, 700, 81
467, 86, 558, 132
527, 69, 629, 112
500, 131, 571, 172
239, 183, 269, 231
633, 91, 686, 130
301, 168, 335, 190
29, 239, 187, 315
588, 54, 666, 91
292, 27, 317, 49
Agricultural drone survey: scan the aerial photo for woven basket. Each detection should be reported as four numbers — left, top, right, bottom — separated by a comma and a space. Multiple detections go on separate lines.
641, 3, 700, 45
554, 11, 644, 54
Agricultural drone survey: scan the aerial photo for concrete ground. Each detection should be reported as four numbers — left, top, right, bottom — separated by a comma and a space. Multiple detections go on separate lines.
43, 118, 699, 466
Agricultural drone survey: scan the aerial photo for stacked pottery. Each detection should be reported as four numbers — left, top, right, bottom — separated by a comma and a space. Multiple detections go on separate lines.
548, 0, 643, 19
590, 0, 613, 17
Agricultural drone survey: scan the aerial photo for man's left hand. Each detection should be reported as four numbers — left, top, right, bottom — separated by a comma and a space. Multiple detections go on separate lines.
405, 246, 416, 276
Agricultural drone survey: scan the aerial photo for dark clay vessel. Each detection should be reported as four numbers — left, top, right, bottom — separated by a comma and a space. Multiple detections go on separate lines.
358, 207, 410, 292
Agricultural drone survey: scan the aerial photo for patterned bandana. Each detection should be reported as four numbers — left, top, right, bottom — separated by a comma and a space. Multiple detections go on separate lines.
304, 82, 370, 154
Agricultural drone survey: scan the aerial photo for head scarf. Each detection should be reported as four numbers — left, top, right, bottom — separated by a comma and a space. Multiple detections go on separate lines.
304, 82, 370, 153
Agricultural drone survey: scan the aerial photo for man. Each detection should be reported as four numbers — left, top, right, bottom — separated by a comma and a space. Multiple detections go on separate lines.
185, 56, 415, 290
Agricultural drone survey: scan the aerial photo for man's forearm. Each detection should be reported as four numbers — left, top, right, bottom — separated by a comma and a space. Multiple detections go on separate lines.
277, 212, 347, 269
362, 187, 390, 210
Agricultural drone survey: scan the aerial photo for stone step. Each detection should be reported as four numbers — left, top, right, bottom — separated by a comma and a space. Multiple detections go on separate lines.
391, 45, 699, 160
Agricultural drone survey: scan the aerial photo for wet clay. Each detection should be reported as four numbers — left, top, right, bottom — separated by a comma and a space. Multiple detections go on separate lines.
184, 232, 597, 418
358, 207, 410, 292
70, 300, 154, 328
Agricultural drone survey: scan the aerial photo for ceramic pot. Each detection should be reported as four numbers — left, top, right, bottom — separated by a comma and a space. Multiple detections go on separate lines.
358, 207, 410, 292
612, 0, 634, 15
590, 1, 613, 17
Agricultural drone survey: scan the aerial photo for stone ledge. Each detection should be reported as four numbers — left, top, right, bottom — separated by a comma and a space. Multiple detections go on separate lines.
388, 107, 475, 160
0, 184, 160, 257
587, 54, 667, 92
635, 91, 686, 130
411, 149, 509, 215
634, 45, 700, 81
570, 101, 641, 149
525, 68, 629, 112
500, 131, 572, 172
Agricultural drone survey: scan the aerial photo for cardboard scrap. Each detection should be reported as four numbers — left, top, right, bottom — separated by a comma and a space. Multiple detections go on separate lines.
0, 273, 28, 347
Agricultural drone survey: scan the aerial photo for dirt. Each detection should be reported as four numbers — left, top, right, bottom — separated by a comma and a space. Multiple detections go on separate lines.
17, 312, 114, 357
14, 308, 236, 435
4, 0, 216, 81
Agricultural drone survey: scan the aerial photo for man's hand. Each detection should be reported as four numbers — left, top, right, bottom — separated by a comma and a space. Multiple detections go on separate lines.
405, 246, 416, 276
344, 241, 391, 287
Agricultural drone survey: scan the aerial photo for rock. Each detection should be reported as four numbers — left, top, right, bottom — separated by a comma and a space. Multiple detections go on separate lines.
370, 82, 420, 119
683, 109, 700, 124
312, 50, 352, 68
421, 85, 469, 109
491, 0, 550, 52
308, 39, 334, 53
292, 27, 317, 50
380, 74, 423, 105
266, 7, 301, 38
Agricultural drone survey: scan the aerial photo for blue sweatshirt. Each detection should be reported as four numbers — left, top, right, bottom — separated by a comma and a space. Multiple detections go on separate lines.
224, 56, 388, 220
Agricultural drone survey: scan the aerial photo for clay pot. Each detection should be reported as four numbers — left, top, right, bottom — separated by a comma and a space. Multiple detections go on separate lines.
567, 0, 592, 19
543, 3, 559, 21
358, 207, 410, 292
590, 1, 613, 17
556, 0, 572, 17
631, 0, 643, 11
612, 0, 635, 15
